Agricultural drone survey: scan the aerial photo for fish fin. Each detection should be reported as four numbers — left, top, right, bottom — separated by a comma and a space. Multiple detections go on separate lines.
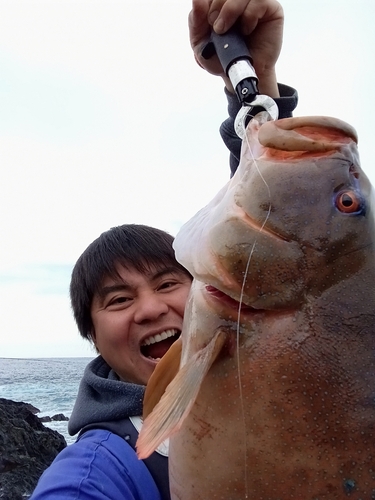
143, 337, 182, 419
136, 329, 226, 459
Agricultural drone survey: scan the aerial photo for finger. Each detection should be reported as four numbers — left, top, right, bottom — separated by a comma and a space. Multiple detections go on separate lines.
208, 0, 249, 33
189, 0, 212, 48
240, 0, 283, 36
208, 0, 283, 36
189, 0, 224, 75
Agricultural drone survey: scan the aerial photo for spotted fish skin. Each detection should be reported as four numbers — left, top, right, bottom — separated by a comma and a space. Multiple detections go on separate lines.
139, 114, 375, 499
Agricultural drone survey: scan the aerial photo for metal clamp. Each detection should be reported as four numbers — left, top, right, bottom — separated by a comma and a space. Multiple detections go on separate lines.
234, 95, 279, 139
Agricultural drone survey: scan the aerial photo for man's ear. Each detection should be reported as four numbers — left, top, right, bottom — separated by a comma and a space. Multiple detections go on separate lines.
89, 329, 100, 353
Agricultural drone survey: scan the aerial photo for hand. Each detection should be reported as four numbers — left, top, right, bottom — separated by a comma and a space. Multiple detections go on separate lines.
188, 0, 283, 97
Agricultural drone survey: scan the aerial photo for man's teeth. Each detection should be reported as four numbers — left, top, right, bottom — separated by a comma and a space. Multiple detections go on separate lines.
142, 329, 178, 346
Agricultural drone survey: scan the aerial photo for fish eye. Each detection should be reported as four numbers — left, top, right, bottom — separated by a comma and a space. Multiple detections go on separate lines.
335, 190, 363, 214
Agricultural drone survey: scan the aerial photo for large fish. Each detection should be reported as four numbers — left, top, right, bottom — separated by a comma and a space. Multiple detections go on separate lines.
137, 114, 375, 499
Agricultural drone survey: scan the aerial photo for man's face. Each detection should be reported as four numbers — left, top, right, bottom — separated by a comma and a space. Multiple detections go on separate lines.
90, 263, 192, 385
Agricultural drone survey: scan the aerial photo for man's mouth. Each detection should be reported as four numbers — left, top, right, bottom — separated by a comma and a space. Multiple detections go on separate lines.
140, 329, 180, 361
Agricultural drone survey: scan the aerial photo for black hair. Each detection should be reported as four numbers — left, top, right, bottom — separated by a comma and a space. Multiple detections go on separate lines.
70, 224, 191, 342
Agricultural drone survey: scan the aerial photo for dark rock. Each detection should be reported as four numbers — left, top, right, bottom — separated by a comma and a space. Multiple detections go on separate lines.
39, 413, 69, 423
39, 416, 51, 423
24, 403, 40, 415
0, 398, 67, 500
51, 413, 69, 422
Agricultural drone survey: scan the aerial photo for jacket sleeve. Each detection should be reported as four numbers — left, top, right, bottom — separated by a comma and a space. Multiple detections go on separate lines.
220, 83, 299, 177
30, 430, 161, 500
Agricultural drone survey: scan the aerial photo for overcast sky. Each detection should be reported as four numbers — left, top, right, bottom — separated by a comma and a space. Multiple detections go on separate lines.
0, 0, 374, 358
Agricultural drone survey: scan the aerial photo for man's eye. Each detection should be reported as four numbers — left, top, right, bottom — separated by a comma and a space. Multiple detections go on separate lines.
158, 281, 177, 290
108, 296, 132, 306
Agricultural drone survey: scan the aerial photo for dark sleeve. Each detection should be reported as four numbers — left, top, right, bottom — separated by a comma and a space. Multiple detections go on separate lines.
220, 83, 298, 177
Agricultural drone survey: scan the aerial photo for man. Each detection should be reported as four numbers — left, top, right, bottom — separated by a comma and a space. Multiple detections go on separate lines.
31, 1, 298, 498
69, 225, 192, 387
32, 225, 191, 500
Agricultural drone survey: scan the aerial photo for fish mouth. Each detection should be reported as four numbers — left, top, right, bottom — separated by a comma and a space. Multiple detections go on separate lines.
140, 329, 180, 362
205, 285, 262, 315
205, 285, 298, 320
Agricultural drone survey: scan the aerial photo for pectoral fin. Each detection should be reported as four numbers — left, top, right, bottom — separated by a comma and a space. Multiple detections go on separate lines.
136, 329, 226, 459
143, 337, 182, 419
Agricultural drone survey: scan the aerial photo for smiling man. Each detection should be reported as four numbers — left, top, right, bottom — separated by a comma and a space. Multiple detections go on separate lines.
75, 225, 192, 382
31, 225, 192, 500
91, 263, 186, 383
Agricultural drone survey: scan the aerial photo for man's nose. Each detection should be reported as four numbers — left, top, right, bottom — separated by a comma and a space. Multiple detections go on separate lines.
133, 293, 169, 323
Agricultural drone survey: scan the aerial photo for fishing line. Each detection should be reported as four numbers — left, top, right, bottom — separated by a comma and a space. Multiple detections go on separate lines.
235, 117, 272, 499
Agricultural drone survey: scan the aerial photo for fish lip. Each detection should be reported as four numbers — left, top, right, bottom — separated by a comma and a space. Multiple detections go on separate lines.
204, 285, 299, 318
204, 285, 261, 315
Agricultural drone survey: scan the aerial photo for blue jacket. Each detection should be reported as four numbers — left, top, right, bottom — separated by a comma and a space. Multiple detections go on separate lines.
31, 429, 161, 500
30, 357, 164, 500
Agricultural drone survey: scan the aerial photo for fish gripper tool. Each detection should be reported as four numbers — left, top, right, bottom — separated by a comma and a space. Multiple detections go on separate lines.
202, 27, 279, 139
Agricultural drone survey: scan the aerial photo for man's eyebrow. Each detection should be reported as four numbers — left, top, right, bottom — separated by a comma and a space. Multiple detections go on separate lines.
98, 283, 131, 298
97, 267, 187, 299
150, 267, 186, 281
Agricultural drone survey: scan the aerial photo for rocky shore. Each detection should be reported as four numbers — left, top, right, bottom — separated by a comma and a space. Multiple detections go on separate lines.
0, 398, 67, 499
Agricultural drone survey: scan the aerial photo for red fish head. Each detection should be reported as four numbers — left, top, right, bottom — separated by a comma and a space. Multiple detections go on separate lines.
174, 114, 375, 314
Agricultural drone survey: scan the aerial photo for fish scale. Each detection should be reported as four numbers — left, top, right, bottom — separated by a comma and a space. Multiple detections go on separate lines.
138, 113, 375, 499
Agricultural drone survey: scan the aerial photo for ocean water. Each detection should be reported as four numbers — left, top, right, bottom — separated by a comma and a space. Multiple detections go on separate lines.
0, 357, 94, 444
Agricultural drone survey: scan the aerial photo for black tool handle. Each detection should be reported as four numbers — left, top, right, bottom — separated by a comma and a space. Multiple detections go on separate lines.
201, 27, 251, 75
201, 27, 259, 104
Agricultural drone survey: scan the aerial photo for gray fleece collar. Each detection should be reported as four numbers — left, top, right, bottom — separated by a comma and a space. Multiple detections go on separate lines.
68, 355, 145, 436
